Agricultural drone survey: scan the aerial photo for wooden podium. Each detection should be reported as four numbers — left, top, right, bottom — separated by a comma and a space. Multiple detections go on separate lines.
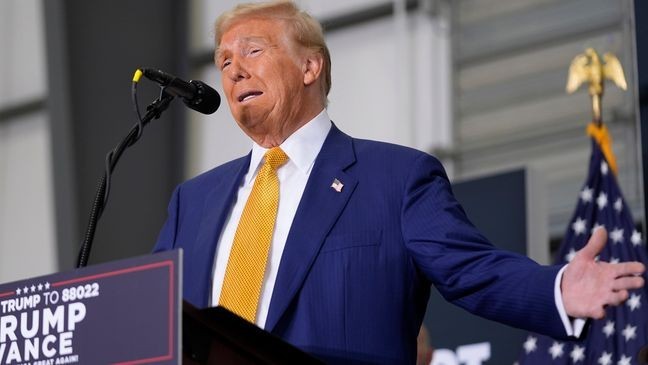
183, 302, 322, 364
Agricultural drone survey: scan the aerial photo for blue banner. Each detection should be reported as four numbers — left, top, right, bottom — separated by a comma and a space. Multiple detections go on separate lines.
0, 250, 181, 365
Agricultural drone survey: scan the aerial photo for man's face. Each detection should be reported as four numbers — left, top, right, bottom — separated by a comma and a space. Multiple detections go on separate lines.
216, 18, 314, 147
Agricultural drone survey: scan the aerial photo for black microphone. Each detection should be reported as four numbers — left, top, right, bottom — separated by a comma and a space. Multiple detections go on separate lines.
140, 68, 220, 115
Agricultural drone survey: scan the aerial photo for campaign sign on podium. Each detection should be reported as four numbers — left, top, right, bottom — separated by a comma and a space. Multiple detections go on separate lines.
0, 250, 181, 365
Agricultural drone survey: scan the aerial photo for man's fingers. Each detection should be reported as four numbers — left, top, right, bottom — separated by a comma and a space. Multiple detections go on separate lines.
590, 306, 606, 320
611, 276, 645, 291
611, 262, 646, 278
578, 227, 607, 261
607, 290, 629, 306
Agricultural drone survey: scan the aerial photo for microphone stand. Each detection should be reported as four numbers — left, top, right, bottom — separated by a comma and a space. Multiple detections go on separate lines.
76, 93, 174, 268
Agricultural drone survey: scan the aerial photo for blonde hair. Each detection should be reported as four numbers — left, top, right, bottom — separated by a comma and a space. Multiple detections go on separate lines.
215, 1, 331, 100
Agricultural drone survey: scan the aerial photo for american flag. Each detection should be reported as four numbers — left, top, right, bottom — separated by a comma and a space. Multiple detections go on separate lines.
517, 132, 647, 365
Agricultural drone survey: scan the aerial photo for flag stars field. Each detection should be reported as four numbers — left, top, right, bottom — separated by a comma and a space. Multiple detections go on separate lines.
626, 293, 641, 311
601, 161, 609, 175
597, 351, 612, 365
580, 186, 593, 203
621, 324, 637, 342
565, 248, 577, 263
614, 197, 623, 213
602, 320, 615, 337
548, 342, 564, 359
609, 228, 624, 244
631, 230, 642, 246
517, 130, 647, 365
572, 217, 587, 235
523, 336, 537, 354
570, 345, 585, 362
597, 192, 608, 210
617, 354, 632, 365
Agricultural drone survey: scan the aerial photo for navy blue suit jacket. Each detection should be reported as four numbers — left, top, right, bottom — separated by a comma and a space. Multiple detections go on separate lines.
154, 125, 567, 363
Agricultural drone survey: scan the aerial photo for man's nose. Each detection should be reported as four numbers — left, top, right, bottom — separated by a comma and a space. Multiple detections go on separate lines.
226, 58, 250, 81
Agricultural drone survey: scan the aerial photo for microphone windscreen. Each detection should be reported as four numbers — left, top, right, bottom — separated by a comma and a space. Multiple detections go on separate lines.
184, 80, 221, 115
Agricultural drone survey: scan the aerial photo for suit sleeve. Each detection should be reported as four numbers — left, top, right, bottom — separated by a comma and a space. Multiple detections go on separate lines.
153, 185, 181, 252
401, 153, 569, 339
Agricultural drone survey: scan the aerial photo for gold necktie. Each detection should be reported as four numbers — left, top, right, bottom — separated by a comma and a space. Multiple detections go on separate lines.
219, 147, 288, 322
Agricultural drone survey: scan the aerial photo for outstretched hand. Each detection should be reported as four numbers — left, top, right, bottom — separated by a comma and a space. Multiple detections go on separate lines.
562, 227, 645, 319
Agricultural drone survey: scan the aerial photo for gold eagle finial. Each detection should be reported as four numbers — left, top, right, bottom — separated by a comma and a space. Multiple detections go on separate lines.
566, 48, 627, 124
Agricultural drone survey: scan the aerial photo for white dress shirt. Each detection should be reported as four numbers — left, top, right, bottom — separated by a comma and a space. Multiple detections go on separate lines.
555, 266, 586, 336
210, 108, 583, 336
211, 109, 332, 328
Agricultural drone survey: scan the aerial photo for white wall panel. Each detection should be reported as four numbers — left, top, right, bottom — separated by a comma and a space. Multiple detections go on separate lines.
0, 0, 55, 282
0, 113, 57, 282
326, 17, 403, 145
0, 0, 46, 108
301, 0, 390, 19
191, 0, 242, 51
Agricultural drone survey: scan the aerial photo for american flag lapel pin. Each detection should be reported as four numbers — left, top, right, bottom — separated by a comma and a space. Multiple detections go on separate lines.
331, 178, 344, 193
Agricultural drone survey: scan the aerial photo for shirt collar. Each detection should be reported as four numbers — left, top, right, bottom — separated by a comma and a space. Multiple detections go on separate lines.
246, 109, 332, 184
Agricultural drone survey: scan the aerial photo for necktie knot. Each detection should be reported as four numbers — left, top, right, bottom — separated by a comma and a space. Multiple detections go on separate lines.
264, 147, 288, 170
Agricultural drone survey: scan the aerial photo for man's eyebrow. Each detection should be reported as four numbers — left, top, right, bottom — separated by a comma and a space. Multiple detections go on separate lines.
240, 36, 269, 44
215, 48, 227, 61
216, 36, 269, 60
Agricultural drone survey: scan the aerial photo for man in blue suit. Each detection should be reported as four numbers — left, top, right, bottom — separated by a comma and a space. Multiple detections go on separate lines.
154, 1, 645, 363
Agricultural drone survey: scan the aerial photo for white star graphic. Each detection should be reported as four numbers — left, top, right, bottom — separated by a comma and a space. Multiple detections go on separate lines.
622, 324, 637, 342
602, 320, 615, 337
523, 336, 537, 354
548, 341, 564, 359
598, 351, 612, 365
597, 192, 608, 210
610, 228, 624, 244
580, 186, 593, 203
618, 354, 632, 365
572, 217, 587, 235
601, 161, 609, 175
22, 286, 28, 293
30, 285, 36, 293
609, 257, 620, 264
16, 288, 21, 295
570, 345, 585, 363
627, 293, 641, 311
631, 230, 642, 246
37, 283, 43, 291
614, 197, 623, 212
565, 248, 577, 263
44, 282, 50, 290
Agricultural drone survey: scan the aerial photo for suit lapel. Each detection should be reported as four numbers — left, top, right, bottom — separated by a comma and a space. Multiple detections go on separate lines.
265, 126, 357, 332
190, 154, 250, 307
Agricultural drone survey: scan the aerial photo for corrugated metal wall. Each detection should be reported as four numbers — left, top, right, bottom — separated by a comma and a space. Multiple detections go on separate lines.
451, 0, 641, 236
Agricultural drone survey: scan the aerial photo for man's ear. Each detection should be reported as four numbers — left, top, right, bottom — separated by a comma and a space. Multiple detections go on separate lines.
303, 51, 324, 86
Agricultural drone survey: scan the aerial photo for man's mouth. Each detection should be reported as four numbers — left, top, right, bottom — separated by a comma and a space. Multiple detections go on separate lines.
238, 91, 263, 102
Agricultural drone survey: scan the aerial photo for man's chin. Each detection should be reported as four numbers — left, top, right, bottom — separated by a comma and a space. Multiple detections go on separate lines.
233, 112, 269, 135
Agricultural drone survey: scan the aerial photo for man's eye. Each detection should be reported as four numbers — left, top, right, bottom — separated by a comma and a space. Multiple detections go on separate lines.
222, 60, 231, 69
250, 49, 262, 55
